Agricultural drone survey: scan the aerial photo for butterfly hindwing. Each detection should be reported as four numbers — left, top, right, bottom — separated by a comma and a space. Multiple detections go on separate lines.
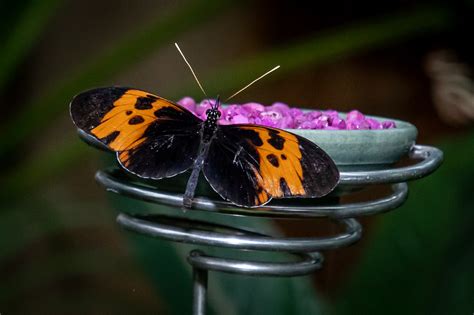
70, 87, 203, 179
117, 117, 202, 179
203, 125, 339, 207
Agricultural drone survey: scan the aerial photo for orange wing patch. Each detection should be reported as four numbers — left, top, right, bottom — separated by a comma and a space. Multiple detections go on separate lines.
118, 151, 131, 167
239, 126, 306, 204
91, 89, 185, 151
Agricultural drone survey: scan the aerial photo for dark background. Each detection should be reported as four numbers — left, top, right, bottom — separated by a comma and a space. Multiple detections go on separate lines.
1, 1, 473, 314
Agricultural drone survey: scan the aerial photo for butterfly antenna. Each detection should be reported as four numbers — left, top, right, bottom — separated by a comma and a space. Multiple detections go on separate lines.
225, 65, 280, 102
175, 43, 208, 98
214, 95, 220, 109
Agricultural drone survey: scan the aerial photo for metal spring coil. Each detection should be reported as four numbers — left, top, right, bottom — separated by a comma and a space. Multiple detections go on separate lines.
82, 129, 443, 315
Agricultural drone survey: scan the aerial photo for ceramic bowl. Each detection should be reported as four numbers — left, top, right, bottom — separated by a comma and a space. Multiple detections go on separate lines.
290, 114, 417, 171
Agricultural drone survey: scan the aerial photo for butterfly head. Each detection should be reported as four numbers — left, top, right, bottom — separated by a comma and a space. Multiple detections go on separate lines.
205, 96, 221, 124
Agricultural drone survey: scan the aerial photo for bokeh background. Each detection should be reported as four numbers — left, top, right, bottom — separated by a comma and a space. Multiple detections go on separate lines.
1, 1, 473, 314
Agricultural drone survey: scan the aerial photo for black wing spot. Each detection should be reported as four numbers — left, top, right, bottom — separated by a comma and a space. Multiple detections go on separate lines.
126, 110, 133, 115
129, 116, 145, 125
281, 154, 287, 160
267, 130, 285, 150
238, 129, 263, 146
135, 97, 154, 110
101, 131, 120, 144
266, 154, 279, 167
70, 87, 128, 130
154, 107, 183, 119
279, 177, 292, 195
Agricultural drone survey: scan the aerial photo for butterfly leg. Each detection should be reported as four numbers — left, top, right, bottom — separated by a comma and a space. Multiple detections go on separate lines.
183, 142, 212, 208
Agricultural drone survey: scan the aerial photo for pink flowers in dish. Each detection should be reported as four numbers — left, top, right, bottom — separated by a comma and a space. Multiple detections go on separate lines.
177, 97, 396, 130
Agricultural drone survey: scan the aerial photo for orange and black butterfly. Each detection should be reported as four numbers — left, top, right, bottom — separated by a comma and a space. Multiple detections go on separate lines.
70, 87, 339, 208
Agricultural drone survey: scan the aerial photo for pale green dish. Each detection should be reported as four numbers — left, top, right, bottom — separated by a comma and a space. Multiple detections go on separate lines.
291, 114, 417, 171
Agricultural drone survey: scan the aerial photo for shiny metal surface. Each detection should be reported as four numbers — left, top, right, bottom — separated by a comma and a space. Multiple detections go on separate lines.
94, 145, 441, 218
117, 214, 362, 252
192, 264, 207, 315
340, 145, 443, 184
188, 250, 323, 277
99, 170, 409, 218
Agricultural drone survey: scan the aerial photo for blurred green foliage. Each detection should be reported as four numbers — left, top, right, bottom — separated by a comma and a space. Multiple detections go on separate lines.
1, 1, 471, 314
0, 0, 61, 92
0, 0, 235, 156
333, 133, 474, 315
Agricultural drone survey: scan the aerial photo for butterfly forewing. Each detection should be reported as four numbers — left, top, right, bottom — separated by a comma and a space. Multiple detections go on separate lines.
70, 87, 203, 179
203, 125, 339, 207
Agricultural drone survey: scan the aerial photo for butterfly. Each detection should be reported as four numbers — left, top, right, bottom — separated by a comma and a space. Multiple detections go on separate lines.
70, 87, 340, 208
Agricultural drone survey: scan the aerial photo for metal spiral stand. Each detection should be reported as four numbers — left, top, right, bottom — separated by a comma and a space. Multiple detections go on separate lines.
82, 127, 442, 315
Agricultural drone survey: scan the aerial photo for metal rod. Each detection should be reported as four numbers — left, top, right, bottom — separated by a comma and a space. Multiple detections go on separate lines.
339, 145, 443, 184
191, 251, 208, 315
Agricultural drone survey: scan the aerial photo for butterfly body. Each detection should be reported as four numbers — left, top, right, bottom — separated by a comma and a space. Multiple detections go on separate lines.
201, 105, 221, 143
70, 87, 340, 208
182, 104, 221, 208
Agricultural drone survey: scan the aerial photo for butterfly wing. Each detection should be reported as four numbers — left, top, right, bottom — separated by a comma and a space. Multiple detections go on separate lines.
203, 124, 339, 207
70, 87, 203, 179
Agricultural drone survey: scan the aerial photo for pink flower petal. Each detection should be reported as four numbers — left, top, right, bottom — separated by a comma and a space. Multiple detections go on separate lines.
179, 97, 396, 130
346, 110, 365, 122
177, 97, 195, 108
231, 114, 249, 124
382, 121, 396, 129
